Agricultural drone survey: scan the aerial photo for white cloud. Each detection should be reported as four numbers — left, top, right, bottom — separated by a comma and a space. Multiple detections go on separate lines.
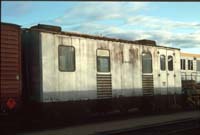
27, 2, 200, 52
125, 15, 200, 30
99, 27, 200, 50
2, 1, 199, 53
52, 2, 148, 25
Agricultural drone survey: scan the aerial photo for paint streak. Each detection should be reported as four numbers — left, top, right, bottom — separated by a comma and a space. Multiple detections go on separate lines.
129, 47, 139, 64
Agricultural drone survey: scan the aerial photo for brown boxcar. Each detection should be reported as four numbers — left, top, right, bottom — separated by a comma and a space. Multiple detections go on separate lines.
0, 22, 21, 113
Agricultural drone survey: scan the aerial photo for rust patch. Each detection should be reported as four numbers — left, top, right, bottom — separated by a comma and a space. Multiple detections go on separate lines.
112, 43, 123, 63
129, 47, 138, 64
98, 40, 108, 49
142, 46, 154, 55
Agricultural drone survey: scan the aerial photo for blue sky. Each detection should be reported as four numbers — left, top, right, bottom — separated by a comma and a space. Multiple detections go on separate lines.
2, 1, 200, 54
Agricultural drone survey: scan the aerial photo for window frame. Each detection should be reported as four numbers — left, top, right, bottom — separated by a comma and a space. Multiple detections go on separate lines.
58, 45, 76, 72
96, 49, 111, 73
142, 52, 152, 73
197, 60, 200, 71
168, 55, 173, 71
160, 55, 166, 71
188, 60, 193, 70
180, 59, 186, 70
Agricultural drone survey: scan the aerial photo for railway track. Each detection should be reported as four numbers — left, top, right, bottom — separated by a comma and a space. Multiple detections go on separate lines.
1, 110, 199, 135
95, 118, 200, 135
15, 109, 191, 132
16, 110, 200, 135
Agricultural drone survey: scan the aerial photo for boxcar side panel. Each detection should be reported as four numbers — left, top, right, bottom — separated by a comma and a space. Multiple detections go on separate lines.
0, 23, 21, 111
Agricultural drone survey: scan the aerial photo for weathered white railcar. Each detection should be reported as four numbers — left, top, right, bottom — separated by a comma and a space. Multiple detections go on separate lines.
22, 24, 182, 112
180, 53, 200, 83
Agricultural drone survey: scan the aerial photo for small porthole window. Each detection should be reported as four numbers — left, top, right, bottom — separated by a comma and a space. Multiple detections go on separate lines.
58, 45, 75, 72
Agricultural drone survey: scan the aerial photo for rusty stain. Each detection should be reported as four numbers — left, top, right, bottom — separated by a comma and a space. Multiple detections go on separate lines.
142, 46, 153, 55
113, 43, 123, 63
129, 47, 138, 64
98, 40, 108, 49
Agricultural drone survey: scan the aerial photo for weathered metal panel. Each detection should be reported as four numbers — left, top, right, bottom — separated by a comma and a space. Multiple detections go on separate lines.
157, 48, 168, 95
33, 30, 182, 102
155, 48, 182, 95
173, 49, 182, 94
0, 23, 21, 111
41, 33, 98, 102
110, 41, 123, 97
166, 50, 176, 94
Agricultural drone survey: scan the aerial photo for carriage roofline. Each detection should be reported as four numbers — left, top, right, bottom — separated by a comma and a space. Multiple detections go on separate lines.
181, 52, 200, 58
1, 22, 21, 27
23, 24, 180, 51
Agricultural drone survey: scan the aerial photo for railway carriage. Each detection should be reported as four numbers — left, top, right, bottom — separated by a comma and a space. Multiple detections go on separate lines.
21, 24, 182, 113
2, 22, 199, 116
180, 53, 200, 107
181, 53, 200, 83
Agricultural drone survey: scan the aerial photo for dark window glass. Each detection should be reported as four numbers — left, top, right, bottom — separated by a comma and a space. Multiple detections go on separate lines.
97, 57, 110, 72
58, 45, 75, 71
168, 56, 173, 71
188, 60, 193, 70
197, 60, 200, 71
160, 55, 166, 71
142, 52, 152, 73
181, 59, 185, 70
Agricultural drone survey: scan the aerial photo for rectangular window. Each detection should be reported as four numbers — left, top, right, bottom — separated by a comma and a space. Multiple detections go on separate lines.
142, 52, 152, 73
168, 56, 173, 71
197, 60, 200, 71
58, 45, 75, 71
181, 59, 185, 70
160, 55, 166, 71
188, 60, 193, 70
97, 49, 110, 72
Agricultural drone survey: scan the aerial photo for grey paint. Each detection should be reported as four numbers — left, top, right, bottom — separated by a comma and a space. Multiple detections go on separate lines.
23, 30, 182, 103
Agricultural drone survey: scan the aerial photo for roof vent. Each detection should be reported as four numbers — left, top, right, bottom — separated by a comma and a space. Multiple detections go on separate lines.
30, 24, 61, 32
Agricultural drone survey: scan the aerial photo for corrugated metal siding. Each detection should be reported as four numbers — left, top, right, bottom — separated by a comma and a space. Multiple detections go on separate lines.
0, 23, 21, 107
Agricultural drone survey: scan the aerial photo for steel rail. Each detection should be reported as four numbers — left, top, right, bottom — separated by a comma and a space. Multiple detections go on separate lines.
95, 118, 200, 135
